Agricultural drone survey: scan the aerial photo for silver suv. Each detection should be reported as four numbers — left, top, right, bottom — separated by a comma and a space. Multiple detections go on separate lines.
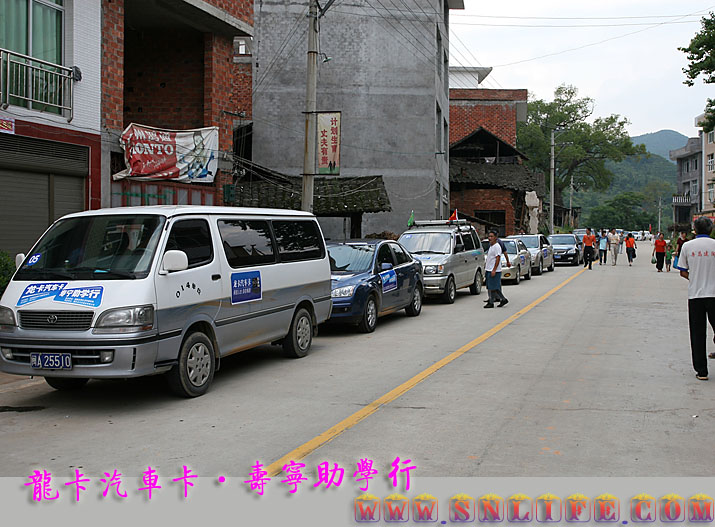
398, 220, 486, 304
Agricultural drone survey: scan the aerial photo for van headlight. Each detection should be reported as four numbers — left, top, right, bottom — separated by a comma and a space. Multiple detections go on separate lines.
94, 305, 154, 333
424, 265, 444, 274
0, 307, 16, 328
331, 286, 355, 298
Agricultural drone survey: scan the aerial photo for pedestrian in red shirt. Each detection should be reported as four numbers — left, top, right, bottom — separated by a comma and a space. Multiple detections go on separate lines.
582, 228, 596, 270
625, 233, 637, 266
652, 233, 667, 272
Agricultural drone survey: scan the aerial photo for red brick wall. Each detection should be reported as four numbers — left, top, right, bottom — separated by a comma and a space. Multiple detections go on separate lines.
451, 187, 518, 236
102, 0, 124, 133
204, 0, 253, 25
124, 30, 205, 130
449, 89, 527, 147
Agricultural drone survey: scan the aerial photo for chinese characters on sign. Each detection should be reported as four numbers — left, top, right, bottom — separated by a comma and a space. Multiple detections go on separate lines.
317, 112, 340, 175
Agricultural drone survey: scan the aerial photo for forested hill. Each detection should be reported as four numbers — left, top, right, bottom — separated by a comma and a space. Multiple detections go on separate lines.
631, 129, 689, 163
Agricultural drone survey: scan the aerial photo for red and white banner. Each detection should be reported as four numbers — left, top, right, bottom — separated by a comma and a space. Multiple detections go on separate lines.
113, 123, 219, 182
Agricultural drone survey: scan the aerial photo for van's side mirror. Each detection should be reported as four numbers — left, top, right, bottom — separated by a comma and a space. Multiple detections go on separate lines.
455, 243, 465, 253
161, 250, 189, 273
380, 262, 393, 271
15, 253, 25, 269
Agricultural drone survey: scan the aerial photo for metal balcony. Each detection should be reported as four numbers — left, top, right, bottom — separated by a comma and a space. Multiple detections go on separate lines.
672, 194, 690, 205
0, 47, 74, 122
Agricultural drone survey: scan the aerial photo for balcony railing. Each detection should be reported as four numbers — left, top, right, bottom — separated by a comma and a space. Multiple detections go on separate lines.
673, 193, 698, 205
0, 47, 74, 122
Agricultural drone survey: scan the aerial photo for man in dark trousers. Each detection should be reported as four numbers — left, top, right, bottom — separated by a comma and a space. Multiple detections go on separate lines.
582, 228, 596, 270
679, 217, 715, 381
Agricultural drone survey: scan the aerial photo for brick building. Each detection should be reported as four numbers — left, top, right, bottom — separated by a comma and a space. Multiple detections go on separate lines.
0, 0, 102, 256
101, 0, 253, 208
449, 86, 527, 146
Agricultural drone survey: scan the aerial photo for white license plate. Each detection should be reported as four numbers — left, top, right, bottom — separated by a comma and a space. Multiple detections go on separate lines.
30, 353, 72, 370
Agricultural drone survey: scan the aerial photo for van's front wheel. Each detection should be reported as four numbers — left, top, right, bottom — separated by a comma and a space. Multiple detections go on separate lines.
283, 307, 313, 358
45, 377, 88, 391
167, 332, 215, 397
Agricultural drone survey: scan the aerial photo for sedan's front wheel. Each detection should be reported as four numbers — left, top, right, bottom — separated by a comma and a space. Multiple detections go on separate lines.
405, 285, 422, 316
358, 296, 378, 333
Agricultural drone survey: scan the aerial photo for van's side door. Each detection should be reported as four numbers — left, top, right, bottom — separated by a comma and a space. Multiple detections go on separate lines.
155, 217, 222, 359
214, 218, 279, 354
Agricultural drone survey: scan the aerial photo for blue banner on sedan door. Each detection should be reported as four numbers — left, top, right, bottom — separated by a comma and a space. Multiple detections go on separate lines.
380, 269, 397, 293
17, 282, 67, 306
231, 271, 262, 304
543, 248, 548, 258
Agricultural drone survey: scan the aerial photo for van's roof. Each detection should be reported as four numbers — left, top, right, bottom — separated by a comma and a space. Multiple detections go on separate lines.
60, 205, 316, 219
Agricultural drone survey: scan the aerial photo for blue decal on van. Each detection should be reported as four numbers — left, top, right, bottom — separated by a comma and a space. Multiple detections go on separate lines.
26, 253, 41, 266
55, 286, 104, 308
17, 283, 67, 306
380, 269, 397, 293
231, 271, 262, 304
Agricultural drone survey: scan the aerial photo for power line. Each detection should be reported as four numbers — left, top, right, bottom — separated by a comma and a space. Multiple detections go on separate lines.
451, 19, 700, 28
450, 11, 711, 20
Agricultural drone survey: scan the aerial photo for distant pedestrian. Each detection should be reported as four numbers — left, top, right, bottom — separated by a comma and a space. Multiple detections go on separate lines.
582, 228, 596, 269
484, 229, 508, 309
653, 233, 667, 272
678, 217, 715, 381
666, 243, 674, 272
625, 233, 637, 266
607, 228, 621, 265
674, 231, 688, 269
598, 229, 608, 265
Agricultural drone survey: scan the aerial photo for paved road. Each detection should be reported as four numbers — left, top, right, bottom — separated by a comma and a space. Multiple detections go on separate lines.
1, 242, 712, 477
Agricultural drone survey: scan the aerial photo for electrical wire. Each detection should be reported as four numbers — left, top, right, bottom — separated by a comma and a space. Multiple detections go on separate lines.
451, 20, 701, 28
450, 11, 711, 20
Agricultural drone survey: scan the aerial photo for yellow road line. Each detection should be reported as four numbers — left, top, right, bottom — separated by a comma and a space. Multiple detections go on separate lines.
266, 267, 588, 476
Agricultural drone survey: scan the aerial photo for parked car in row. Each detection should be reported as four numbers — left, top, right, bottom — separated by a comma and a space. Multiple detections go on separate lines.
327, 239, 422, 333
507, 234, 555, 274
481, 238, 532, 284
398, 220, 485, 304
548, 233, 584, 265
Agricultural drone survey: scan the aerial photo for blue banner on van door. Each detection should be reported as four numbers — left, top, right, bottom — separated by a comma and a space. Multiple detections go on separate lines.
54, 286, 104, 308
17, 283, 67, 306
231, 271, 262, 304
380, 269, 397, 293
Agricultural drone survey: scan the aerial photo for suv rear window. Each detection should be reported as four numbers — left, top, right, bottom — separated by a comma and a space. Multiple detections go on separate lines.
272, 220, 325, 262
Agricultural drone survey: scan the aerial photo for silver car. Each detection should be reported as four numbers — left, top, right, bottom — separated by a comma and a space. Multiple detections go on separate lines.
398, 220, 486, 304
508, 234, 555, 275
483, 238, 532, 284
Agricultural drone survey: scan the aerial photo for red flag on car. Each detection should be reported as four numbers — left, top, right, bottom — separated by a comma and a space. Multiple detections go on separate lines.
449, 209, 458, 221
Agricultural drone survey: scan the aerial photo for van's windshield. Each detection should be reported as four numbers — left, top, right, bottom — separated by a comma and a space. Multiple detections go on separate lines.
14, 215, 166, 281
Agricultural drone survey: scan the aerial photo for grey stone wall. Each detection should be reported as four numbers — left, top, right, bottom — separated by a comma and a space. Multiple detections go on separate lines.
252, 0, 451, 238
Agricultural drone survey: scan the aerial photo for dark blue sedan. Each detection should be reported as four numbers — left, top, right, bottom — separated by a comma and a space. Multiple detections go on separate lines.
327, 239, 423, 332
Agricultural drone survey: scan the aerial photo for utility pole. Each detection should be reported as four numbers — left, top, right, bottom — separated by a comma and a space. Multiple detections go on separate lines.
550, 128, 555, 233
658, 196, 662, 233
301, 0, 319, 212
569, 172, 574, 227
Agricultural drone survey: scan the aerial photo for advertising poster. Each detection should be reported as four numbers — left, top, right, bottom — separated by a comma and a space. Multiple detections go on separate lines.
317, 112, 340, 175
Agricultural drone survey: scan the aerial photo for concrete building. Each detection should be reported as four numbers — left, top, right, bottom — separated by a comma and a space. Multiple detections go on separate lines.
101, 0, 253, 209
252, 0, 464, 238
698, 113, 715, 216
0, 0, 102, 256
670, 136, 703, 224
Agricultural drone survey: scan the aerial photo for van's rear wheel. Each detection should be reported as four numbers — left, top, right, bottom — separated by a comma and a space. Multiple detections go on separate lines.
45, 377, 88, 391
167, 332, 215, 397
283, 307, 313, 358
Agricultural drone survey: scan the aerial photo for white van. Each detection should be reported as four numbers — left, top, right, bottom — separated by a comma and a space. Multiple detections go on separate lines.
0, 206, 332, 397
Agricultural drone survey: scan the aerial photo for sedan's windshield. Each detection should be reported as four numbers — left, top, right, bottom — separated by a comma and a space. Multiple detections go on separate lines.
549, 235, 576, 245
398, 232, 451, 254
502, 240, 518, 254
517, 236, 539, 248
14, 215, 165, 281
328, 244, 375, 274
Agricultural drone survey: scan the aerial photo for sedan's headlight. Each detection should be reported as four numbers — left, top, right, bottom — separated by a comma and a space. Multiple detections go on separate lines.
331, 285, 355, 298
0, 306, 16, 328
424, 265, 445, 274
94, 305, 154, 333
567, 249, 576, 254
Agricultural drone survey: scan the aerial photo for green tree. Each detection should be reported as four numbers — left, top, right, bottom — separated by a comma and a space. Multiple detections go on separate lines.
517, 85, 646, 205
679, 11, 715, 132
586, 192, 656, 230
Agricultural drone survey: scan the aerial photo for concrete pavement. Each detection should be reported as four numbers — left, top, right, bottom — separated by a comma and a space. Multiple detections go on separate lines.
0, 242, 710, 477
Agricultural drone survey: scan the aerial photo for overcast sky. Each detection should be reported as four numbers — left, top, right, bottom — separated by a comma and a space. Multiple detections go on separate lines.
451, 0, 714, 138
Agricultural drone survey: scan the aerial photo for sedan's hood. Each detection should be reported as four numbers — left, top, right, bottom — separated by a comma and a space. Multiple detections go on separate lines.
331, 271, 372, 288
552, 244, 576, 250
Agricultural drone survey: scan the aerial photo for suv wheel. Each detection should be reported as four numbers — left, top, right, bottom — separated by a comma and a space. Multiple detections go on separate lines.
442, 276, 456, 304
469, 269, 482, 295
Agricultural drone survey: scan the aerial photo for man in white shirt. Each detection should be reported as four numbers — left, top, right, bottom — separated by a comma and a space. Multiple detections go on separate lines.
607, 228, 621, 265
484, 229, 508, 308
679, 217, 715, 380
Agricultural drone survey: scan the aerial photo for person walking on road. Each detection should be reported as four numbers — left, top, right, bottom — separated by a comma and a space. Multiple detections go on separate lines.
674, 231, 688, 269
607, 228, 621, 265
666, 243, 674, 272
653, 233, 667, 272
598, 229, 608, 265
582, 228, 596, 269
625, 233, 637, 266
678, 217, 715, 381
484, 229, 508, 309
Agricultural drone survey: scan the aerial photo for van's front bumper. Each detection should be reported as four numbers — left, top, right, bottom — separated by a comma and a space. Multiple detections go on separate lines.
423, 275, 448, 295
0, 330, 168, 378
